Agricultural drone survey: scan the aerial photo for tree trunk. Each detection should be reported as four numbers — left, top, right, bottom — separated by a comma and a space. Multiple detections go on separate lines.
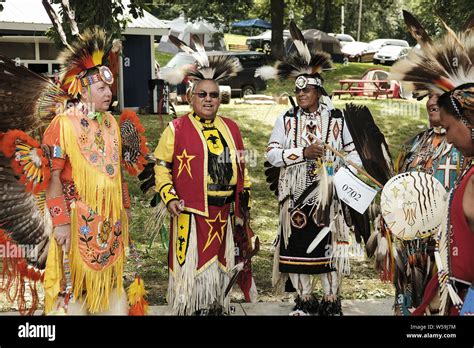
270, 0, 285, 60
303, 0, 318, 29
322, 0, 332, 33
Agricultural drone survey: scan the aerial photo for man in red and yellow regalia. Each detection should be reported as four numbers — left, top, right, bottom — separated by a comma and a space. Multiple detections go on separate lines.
154, 35, 253, 315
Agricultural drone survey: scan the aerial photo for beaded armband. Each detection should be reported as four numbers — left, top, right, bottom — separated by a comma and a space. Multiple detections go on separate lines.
46, 195, 71, 227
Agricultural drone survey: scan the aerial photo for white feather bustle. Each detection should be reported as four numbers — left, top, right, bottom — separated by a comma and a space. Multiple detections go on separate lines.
255, 65, 278, 80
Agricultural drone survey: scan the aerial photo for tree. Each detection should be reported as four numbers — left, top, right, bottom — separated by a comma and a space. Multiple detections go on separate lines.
146, 0, 253, 31
270, 0, 285, 60
46, 0, 147, 46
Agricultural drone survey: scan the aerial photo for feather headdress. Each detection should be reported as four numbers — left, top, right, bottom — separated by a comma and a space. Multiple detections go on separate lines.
58, 26, 115, 97
255, 21, 332, 89
390, 11, 474, 100
162, 34, 242, 84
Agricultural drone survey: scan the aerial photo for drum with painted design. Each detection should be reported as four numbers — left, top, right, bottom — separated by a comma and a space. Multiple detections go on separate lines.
381, 172, 447, 240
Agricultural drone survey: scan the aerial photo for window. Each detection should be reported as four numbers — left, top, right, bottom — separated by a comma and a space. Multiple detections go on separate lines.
39, 43, 59, 60
27, 63, 48, 74
0, 42, 35, 59
237, 54, 265, 68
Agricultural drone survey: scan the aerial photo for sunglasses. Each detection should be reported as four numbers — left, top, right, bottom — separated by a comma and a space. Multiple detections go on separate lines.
294, 86, 316, 94
193, 91, 220, 99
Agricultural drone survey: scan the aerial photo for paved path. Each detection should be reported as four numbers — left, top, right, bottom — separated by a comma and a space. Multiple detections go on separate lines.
1, 298, 393, 316
148, 298, 394, 316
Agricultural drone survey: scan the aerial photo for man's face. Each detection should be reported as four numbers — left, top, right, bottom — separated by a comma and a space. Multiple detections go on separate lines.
426, 94, 441, 127
191, 80, 220, 119
295, 85, 320, 113
439, 107, 474, 157
82, 81, 112, 112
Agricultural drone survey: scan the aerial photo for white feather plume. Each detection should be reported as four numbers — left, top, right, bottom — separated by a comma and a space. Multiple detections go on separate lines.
293, 40, 311, 65
255, 65, 279, 80
160, 65, 189, 85
191, 34, 209, 68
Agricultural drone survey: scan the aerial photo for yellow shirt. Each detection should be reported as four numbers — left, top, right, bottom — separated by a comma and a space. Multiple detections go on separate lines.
154, 115, 251, 205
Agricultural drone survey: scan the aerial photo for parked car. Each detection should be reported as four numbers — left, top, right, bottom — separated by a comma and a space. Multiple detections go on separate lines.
358, 39, 410, 62
246, 29, 290, 54
159, 51, 268, 98
341, 41, 370, 62
373, 45, 410, 65
329, 33, 355, 47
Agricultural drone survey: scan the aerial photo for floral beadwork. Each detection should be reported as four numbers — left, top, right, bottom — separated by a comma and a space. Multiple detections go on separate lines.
79, 133, 88, 145
106, 164, 114, 176
77, 202, 122, 270
69, 112, 119, 177
89, 152, 98, 163
80, 225, 91, 235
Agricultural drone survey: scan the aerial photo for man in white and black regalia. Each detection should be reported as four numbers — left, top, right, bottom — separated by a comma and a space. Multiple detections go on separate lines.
258, 22, 365, 316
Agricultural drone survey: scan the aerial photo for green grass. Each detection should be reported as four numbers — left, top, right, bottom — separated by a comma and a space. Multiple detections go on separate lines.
1, 63, 423, 311
122, 63, 428, 304
223, 33, 248, 50
125, 94, 426, 304
155, 50, 174, 68
265, 62, 390, 96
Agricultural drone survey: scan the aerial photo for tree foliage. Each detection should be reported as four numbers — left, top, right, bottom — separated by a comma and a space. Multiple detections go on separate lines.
46, 0, 147, 46
146, 0, 253, 30
42, 0, 473, 51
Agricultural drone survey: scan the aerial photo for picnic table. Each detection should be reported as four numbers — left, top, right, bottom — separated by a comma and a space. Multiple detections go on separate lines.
333, 79, 394, 99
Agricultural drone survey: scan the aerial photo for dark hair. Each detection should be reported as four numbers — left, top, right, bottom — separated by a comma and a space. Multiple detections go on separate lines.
438, 83, 474, 119
438, 91, 462, 118
84, 67, 99, 78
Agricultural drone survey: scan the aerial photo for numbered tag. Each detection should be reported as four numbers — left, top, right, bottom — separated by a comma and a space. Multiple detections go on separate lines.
334, 167, 378, 214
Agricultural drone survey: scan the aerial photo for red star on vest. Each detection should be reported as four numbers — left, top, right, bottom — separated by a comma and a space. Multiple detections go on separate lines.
203, 212, 228, 251
176, 149, 195, 178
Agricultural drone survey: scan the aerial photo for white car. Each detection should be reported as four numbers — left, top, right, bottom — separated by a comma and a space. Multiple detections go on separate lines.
246, 29, 290, 53
329, 33, 355, 47
341, 41, 370, 62
368, 39, 409, 51
373, 45, 410, 65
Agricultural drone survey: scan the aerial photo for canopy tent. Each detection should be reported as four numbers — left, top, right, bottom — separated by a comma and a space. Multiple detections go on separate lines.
232, 18, 271, 37
158, 15, 225, 54
285, 28, 344, 62
232, 18, 271, 29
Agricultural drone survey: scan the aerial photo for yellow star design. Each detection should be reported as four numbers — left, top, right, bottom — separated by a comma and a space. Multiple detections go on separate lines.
203, 212, 228, 252
401, 179, 409, 190
391, 186, 400, 199
176, 149, 195, 178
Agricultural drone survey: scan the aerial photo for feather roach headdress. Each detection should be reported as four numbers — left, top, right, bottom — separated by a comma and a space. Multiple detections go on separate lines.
255, 21, 332, 94
161, 34, 242, 84
390, 10, 474, 105
42, 0, 116, 98
57, 27, 115, 98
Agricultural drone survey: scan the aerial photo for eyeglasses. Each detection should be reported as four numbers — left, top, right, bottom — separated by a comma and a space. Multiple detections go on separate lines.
193, 91, 220, 99
294, 86, 316, 94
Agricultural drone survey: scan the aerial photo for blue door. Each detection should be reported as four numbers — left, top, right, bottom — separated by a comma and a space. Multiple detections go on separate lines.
123, 35, 151, 109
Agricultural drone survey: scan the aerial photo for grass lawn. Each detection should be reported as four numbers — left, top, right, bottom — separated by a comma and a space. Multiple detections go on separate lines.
155, 50, 174, 68
0, 64, 427, 311
223, 33, 248, 50
125, 61, 428, 303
